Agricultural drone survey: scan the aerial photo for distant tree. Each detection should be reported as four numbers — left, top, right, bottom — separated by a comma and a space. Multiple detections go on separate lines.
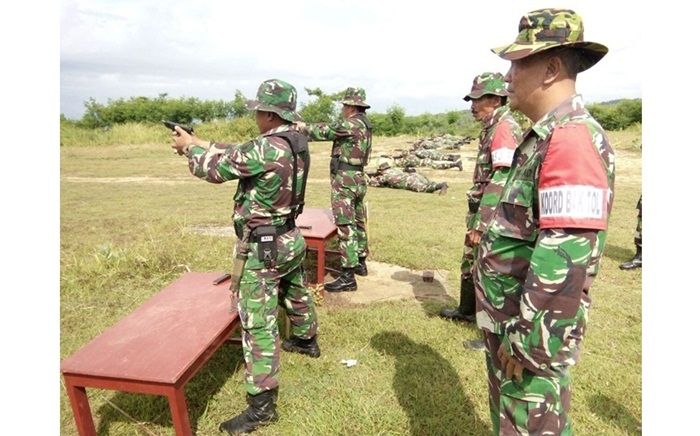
299, 87, 340, 123
232, 90, 250, 118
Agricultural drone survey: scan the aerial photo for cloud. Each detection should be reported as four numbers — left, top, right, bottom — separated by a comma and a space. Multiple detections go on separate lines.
60, 0, 642, 118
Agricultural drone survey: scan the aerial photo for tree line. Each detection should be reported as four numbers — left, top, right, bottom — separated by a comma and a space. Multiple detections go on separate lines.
62, 89, 641, 136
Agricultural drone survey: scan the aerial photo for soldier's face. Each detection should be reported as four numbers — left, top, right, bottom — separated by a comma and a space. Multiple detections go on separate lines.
255, 111, 274, 133
341, 105, 354, 119
470, 96, 498, 123
505, 55, 547, 119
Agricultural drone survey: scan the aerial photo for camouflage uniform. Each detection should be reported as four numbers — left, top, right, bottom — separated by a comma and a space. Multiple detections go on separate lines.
413, 148, 460, 161
619, 195, 642, 269
634, 196, 642, 248
462, 94, 523, 278
183, 79, 318, 397
368, 165, 447, 193
412, 134, 471, 150
442, 72, 522, 324
298, 88, 372, 270
476, 10, 613, 434
394, 154, 459, 170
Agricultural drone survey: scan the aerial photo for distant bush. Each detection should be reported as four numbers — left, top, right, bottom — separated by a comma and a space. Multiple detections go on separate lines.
587, 99, 642, 131
60, 118, 259, 147
76, 92, 251, 129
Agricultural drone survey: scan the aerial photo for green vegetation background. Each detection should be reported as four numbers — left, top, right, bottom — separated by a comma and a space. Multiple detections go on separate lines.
60, 113, 641, 435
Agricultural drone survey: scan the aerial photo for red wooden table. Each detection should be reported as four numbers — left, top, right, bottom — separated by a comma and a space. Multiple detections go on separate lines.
61, 272, 240, 436
296, 208, 337, 284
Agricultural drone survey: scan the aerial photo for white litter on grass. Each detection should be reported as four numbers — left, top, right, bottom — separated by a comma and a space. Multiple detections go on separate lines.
340, 359, 358, 368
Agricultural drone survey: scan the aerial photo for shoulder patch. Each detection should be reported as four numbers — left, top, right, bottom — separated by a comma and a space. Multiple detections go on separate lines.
538, 123, 609, 230
490, 121, 518, 168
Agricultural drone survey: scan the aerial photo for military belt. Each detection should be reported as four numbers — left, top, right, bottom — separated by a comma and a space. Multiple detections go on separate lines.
235, 219, 296, 241
337, 162, 364, 172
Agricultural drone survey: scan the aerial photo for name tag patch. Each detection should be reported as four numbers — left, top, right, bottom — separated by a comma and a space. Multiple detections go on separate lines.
492, 148, 515, 166
539, 185, 605, 219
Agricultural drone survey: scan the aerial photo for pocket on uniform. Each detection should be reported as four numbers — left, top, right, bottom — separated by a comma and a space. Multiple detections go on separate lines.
493, 179, 537, 241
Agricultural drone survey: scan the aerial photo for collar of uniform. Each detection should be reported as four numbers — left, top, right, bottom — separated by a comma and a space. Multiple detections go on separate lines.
261, 123, 294, 137
483, 104, 510, 129
530, 94, 584, 139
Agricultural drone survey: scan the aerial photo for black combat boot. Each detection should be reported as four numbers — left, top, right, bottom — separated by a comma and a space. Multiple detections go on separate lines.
354, 257, 368, 276
219, 388, 278, 434
439, 276, 476, 322
619, 246, 642, 270
282, 335, 321, 358
324, 268, 357, 292
434, 182, 449, 195
454, 160, 463, 171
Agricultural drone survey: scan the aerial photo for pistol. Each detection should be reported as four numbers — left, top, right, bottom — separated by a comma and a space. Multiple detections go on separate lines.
162, 120, 195, 135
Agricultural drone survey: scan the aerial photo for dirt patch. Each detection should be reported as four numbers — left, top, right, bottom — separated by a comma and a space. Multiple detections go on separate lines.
186, 225, 455, 307
321, 261, 454, 307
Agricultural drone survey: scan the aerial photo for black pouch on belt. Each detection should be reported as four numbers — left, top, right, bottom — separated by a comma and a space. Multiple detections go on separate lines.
330, 156, 340, 175
254, 225, 278, 268
468, 199, 480, 214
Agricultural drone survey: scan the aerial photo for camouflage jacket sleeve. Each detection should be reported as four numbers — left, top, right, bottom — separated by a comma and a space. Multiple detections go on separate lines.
300, 119, 353, 142
186, 140, 266, 183
501, 228, 597, 376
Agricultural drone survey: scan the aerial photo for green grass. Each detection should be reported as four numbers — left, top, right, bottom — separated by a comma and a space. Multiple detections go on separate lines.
60, 127, 641, 435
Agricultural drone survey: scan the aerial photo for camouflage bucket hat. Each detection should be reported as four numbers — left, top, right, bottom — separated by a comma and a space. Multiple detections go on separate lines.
491, 8, 608, 72
246, 78, 302, 122
463, 72, 508, 102
341, 87, 371, 108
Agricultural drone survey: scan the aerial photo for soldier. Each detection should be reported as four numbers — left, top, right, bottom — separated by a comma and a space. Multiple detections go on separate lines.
170, 79, 319, 434
474, 9, 614, 434
413, 148, 461, 162
295, 87, 372, 292
367, 162, 449, 194
393, 152, 463, 171
620, 195, 642, 269
439, 72, 522, 323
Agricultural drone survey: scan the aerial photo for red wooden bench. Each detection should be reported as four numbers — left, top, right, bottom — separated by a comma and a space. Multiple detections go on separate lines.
297, 207, 338, 284
61, 272, 240, 436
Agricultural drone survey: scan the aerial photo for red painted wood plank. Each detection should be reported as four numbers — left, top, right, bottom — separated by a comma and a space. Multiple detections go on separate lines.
297, 208, 337, 240
61, 272, 238, 384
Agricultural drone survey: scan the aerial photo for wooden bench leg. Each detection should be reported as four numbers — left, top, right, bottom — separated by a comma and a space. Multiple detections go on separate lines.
316, 242, 325, 284
64, 377, 97, 436
167, 386, 193, 436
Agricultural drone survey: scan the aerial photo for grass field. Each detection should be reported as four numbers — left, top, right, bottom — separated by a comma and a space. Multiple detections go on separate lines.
60, 125, 642, 435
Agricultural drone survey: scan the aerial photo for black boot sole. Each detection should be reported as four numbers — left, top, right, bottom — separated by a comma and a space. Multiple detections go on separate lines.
281, 343, 321, 358
324, 284, 358, 292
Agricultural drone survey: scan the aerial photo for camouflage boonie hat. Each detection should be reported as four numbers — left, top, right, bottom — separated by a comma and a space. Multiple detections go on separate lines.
491, 8, 608, 72
246, 78, 302, 122
463, 72, 508, 102
341, 87, 371, 108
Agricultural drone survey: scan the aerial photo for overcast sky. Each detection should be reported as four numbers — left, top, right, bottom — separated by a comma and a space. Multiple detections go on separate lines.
60, 0, 642, 119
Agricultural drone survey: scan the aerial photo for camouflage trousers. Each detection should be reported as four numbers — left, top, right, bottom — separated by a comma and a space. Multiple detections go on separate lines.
237, 233, 318, 395
634, 195, 642, 248
331, 171, 369, 268
460, 237, 477, 278
403, 173, 439, 192
397, 155, 455, 170
483, 331, 573, 435
460, 213, 479, 278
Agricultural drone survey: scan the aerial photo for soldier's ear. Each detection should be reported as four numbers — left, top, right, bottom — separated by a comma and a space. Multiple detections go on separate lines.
543, 54, 564, 86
